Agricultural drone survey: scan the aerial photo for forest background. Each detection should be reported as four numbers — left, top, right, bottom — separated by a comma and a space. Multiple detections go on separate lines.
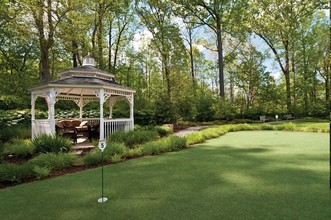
0, 0, 329, 125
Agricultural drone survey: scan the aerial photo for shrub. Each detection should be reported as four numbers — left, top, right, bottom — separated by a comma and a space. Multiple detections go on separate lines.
32, 166, 51, 179
282, 122, 296, 131
110, 130, 159, 148
0, 126, 31, 143
186, 132, 206, 145
82, 149, 105, 166
0, 163, 33, 183
110, 154, 122, 163
141, 136, 186, 155
32, 134, 72, 153
124, 147, 143, 158
260, 124, 274, 130
28, 153, 78, 171
3, 139, 35, 158
0, 141, 4, 162
228, 124, 255, 132
166, 136, 187, 151
153, 126, 172, 137
141, 141, 165, 155
104, 142, 127, 157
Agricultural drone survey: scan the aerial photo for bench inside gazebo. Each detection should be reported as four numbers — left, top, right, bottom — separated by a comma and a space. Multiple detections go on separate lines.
30, 55, 135, 143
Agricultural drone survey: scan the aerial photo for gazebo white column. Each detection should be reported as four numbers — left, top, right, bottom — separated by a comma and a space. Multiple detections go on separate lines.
79, 96, 84, 120
47, 88, 56, 134
130, 94, 134, 129
99, 89, 105, 140
31, 93, 36, 138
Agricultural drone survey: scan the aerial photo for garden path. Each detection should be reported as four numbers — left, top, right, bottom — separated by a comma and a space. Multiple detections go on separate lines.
174, 126, 208, 137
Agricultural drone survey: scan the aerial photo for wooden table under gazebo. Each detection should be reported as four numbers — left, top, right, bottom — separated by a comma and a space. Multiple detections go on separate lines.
30, 55, 135, 142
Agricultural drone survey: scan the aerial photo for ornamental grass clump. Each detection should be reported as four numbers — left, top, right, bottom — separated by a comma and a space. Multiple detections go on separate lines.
186, 132, 205, 145
110, 130, 159, 148
28, 153, 78, 171
3, 139, 35, 158
0, 163, 33, 183
141, 136, 186, 155
260, 124, 274, 130
0, 126, 31, 143
228, 123, 255, 132
82, 143, 127, 166
32, 134, 72, 153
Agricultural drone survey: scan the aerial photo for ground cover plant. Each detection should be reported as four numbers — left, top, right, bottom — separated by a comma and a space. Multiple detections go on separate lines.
0, 131, 329, 219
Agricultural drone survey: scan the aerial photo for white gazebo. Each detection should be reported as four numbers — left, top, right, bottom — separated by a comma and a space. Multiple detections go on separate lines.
30, 55, 135, 141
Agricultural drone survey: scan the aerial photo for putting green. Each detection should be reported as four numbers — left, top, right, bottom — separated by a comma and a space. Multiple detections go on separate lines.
0, 131, 330, 220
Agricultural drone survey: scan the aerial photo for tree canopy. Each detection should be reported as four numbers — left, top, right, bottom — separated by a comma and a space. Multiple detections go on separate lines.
0, 0, 329, 122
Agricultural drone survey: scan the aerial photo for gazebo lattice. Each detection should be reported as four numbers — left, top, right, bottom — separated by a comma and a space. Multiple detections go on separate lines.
30, 56, 135, 141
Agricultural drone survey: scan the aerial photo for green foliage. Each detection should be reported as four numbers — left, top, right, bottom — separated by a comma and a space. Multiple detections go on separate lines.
109, 130, 159, 148
186, 132, 206, 145
0, 163, 33, 183
0, 95, 26, 110
0, 126, 31, 142
153, 126, 172, 137
134, 109, 156, 126
32, 166, 51, 179
32, 134, 72, 154
260, 124, 274, 130
110, 154, 122, 163
104, 142, 127, 157
124, 147, 143, 158
3, 139, 35, 158
28, 153, 78, 171
166, 136, 187, 151
141, 135, 186, 155
228, 124, 255, 132
82, 150, 105, 167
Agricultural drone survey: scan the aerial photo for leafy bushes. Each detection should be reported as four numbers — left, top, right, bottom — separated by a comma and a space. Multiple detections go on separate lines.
110, 130, 159, 148
186, 127, 227, 145
28, 153, 79, 171
141, 136, 186, 155
32, 134, 72, 153
0, 163, 33, 183
3, 139, 35, 158
186, 132, 205, 145
0, 126, 31, 143
83, 143, 127, 166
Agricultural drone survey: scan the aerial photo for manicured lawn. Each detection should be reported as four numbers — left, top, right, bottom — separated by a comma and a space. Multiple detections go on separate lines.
0, 131, 329, 219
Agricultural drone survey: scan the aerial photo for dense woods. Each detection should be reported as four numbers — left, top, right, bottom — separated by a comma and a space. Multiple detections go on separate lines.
0, 0, 329, 124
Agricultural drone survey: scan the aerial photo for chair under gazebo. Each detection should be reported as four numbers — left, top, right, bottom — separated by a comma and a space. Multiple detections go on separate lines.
30, 55, 135, 143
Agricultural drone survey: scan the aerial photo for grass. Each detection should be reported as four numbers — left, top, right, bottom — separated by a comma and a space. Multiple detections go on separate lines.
0, 131, 329, 220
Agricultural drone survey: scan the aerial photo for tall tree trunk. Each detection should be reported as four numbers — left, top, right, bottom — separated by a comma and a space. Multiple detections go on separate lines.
113, 20, 128, 75
97, 14, 104, 69
284, 41, 291, 113
216, 19, 224, 98
291, 50, 297, 114
188, 28, 195, 86
108, 16, 112, 72
72, 41, 78, 67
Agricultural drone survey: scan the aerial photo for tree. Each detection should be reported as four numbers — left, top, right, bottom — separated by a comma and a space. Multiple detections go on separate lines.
135, 0, 188, 96
249, 0, 328, 112
174, 0, 247, 98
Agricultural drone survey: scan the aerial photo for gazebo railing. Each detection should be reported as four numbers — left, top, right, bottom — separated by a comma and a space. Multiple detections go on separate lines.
32, 119, 52, 138
32, 118, 133, 140
103, 118, 133, 139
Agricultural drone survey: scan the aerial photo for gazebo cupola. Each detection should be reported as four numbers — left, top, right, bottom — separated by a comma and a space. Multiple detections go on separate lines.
30, 55, 135, 141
